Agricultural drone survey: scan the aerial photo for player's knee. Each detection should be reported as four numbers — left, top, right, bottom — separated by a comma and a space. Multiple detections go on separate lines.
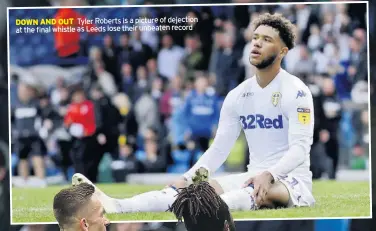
265, 182, 290, 207
209, 179, 224, 195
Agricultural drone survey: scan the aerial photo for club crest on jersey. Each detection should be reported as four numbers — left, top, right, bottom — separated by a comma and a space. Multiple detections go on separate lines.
271, 92, 282, 107
297, 107, 311, 125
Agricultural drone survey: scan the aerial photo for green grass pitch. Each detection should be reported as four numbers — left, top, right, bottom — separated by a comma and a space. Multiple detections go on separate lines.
11, 181, 370, 223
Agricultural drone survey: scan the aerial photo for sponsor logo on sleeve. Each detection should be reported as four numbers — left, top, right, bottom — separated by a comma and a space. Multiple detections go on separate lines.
297, 107, 311, 125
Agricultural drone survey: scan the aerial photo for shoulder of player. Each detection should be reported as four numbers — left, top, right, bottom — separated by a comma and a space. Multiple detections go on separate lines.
228, 78, 253, 99
281, 71, 311, 100
218, 79, 252, 113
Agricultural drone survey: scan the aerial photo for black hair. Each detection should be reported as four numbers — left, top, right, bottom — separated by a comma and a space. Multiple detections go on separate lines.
252, 13, 297, 50
169, 182, 236, 231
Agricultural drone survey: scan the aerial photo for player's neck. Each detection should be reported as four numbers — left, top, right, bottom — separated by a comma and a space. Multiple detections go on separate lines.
255, 64, 281, 89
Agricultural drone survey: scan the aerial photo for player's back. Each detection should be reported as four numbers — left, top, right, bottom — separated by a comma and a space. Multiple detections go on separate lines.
231, 69, 313, 178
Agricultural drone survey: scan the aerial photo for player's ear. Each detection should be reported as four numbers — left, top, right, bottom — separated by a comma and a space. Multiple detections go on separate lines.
279, 47, 288, 59
80, 218, 89, 231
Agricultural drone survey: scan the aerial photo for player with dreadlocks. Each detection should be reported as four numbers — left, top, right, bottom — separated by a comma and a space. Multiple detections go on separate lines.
169, 169, 236, 231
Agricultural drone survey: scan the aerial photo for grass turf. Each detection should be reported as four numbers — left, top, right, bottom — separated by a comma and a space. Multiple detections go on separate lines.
11, 180, 370, 223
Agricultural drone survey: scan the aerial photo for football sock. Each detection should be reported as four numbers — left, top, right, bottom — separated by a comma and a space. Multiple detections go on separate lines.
100, 187, 179, 213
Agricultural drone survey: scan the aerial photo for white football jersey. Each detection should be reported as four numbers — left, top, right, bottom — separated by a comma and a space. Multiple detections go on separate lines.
184, 68, 314, 182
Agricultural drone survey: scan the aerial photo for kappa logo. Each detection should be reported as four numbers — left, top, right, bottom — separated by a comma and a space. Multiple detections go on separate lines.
296, 90, 306, 99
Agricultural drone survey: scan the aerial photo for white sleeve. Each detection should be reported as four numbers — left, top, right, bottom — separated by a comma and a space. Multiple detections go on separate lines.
267, 88, 314, 179
183, 91, 241, 179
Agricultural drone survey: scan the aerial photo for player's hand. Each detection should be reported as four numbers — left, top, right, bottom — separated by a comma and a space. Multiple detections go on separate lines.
243, 171, 274, 206
166, 177, 189, 189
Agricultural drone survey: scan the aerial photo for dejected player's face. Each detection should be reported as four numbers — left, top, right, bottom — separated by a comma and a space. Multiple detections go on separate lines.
249, 25, 283, 69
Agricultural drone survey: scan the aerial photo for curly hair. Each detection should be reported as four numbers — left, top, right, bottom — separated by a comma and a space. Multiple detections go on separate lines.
169, 182, 236, 231
251, 13, 297, 50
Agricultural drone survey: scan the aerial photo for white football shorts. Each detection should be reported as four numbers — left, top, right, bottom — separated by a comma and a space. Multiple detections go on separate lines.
213, 171, 315, 208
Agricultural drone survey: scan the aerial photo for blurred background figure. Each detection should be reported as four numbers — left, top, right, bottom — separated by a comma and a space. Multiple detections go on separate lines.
158, 33, 185, 80
90, 84, 122, 160
212, 31, 241, 97
181, 33, 205, 80
64, 85, 100, 183
11, 82, 46, 187
182, 74, 220, 157
320, 77, 342, 180
93, 61, 118, 97
53, 0, 97, 60
102, 34, 119, 85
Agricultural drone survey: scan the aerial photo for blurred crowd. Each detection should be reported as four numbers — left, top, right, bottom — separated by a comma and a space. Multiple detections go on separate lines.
9, 3, 369, 188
